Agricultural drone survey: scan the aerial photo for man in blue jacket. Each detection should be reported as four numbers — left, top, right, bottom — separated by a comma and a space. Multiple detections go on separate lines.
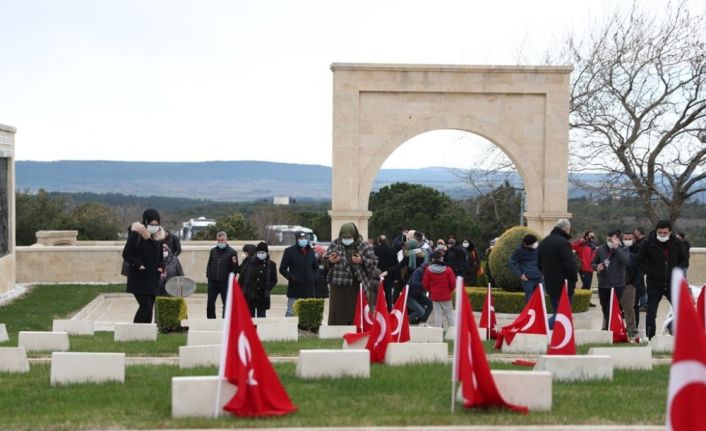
508, 234, 542, 303
279, 232, 317, 317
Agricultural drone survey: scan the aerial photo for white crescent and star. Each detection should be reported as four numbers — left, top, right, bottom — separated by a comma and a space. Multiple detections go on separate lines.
519, 309, 536, 332
364, 305, 374, 325
390, 309, 403, 336
552, 313, 573, 349
667, 360, 706, 429
237, 332, 258, 386
375, 312, 387, 346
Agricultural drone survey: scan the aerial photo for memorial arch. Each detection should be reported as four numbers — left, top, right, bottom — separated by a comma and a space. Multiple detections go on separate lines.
329, 63, 572, 239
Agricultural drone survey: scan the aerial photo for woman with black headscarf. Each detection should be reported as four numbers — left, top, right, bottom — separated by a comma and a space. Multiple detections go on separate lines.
323, 222, 379, 325
122, 208, 165, 323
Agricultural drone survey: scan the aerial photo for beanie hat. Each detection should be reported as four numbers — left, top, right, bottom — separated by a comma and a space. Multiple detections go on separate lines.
142, 208, 160, 225
522, 234, 538, 246
256, 241, 269, 252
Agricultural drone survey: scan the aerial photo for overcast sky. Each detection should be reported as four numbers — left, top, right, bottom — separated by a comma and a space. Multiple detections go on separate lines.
0, 0, 683, 168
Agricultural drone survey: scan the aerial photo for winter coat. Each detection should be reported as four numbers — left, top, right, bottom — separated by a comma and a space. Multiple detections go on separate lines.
444, 245, 468, 277
408, 263, 429, 297
279, 244, 318, 298
374, 243, 400, 280
122, 222, 165, 296
572, 239, 596, 273
537, 227, 578, 297
323, 239, 379, 293
240, 257, 277, 309
206, 245, 238, 282
159, 248, 184, 296
591, 244, 630, 289
163, 231, 182, 257
508, 246, 542, 280
422, 263, 456, 301
636, 232, 689, 290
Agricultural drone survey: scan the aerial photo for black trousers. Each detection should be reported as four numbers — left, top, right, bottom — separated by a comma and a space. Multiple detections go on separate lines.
598, 286, 624, 330
207, 279, 228, 319
646, 285, 671, 339
579, 270, 593, 289
133, 294, 155, 323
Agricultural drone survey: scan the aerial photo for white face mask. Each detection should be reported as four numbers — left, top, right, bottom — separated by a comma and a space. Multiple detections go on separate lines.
462, 242, 469, 248
531, 242, 538, 249
623, 240, 633, 247
341, 238, 354, 246
657, 235, 670, 243
162, 251, 168, 258
256, 252, 267, 260
606, 240, 614, 248
147, 225, 160, 234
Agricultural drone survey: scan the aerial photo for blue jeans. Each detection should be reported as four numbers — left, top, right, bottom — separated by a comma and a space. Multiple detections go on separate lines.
522, 279, 541, 302
407, 294, 433, 323
548, 291, 573, 330
285, 297, 297, 317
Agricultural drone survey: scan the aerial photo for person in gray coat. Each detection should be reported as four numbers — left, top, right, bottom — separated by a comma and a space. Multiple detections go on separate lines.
592, 230, 630, 330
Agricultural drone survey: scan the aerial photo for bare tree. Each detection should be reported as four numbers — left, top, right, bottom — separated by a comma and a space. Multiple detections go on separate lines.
566, 1, 706, 224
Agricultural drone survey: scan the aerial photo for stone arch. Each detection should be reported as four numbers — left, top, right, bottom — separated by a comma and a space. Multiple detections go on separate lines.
329, 63, 573, 240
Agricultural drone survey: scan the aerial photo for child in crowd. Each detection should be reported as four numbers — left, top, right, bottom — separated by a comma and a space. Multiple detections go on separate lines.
422, 251, 456, 329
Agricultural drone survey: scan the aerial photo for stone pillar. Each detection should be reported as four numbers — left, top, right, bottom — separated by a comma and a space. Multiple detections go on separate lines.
328, 210, 373, 242
0, 123, 16, 295
525, 212, 573, 236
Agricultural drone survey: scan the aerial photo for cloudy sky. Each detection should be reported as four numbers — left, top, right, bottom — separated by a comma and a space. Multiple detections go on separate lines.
0, 0, 680, 168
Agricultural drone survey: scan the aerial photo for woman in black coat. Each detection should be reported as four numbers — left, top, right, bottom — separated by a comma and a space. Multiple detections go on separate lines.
240, 242, 278, 318
122, 209, 165, 323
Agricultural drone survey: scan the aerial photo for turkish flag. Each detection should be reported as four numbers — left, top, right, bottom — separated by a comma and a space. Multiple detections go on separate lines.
666, 270, 706, 431
609, 288, 628, 343
696, 285, 706, 333
365, 286, 392, 363
494, 284, 548, 349
479, 284, 498, 340
220, 275, 297, 417
389, 284, 411, 343
547, 284, 576, 355
454, 276, 528, 413
353, 284, 373, 333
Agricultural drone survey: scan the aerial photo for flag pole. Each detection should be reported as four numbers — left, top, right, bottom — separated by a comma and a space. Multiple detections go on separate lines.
400, 284, 409, 342
451, 276, 463, 413
214, 272, 235, 418
539, 282, 550, 336
609, 287, 614, 331
487, 283, 491, 341
359, 283, 364, 332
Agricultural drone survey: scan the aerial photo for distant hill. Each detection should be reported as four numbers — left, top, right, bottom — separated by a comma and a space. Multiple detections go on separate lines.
15, 160, 607, 201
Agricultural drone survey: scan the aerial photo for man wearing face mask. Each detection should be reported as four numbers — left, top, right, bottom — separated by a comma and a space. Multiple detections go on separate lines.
620, 231, 639, 340
636, 220, 689, 339
205, 231, 239, 319
572, 231, 598, 307
240, 242, 277, 318
591, 231, 630, 330
280, 232, 318, 317
538, 219, 579, 329
508, 234, 542, 303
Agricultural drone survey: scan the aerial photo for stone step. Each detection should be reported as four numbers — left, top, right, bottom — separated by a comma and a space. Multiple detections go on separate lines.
533, 355, 613, 382
318, 325, 356, 339
409, 326, 443, 343
18, 331, 70, 352
172, 376, 237, 418
500, 333, 548, 354
384, 342, 447, 366
648, 335, 674, 354
114, 323, 158, 342
491, 370, 552, 411
179, 344, 221, 369
587, 346, 652, 370
187, 331, 223, 346
52, 319, 95, 336
50, 352, 125, 385
296, 349, 370, 379
574, 329, 613, 346
0, 347, 30, 373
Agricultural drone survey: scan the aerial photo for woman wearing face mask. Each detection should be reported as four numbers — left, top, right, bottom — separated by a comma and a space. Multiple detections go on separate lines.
323, 223, 379, 325
122, 208, 165, 323
462, 239, 479, 287
508, 234, 543, 303
240, 242, 277, 318
158, 244, 184, 296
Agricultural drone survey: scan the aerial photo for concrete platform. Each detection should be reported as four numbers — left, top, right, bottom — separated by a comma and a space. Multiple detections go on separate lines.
587, 346, 652, 370
574, 329, 613, 346
318, 325, 356, 339
50, 352, 125, 385
409, 326, 443, 343
52, 319, 95, 336
296, 349, 370, 379
171, 376, 237, 418
491, 370, 552, 411
0, 347, 30, 373
534, 355, 613, 382
0, 323, 8, 342
500, 333, 548, 354
649, 335, 674, 354
18, 331, 70, 352
257, 322, 298, 341
179, 344, 222, 369
187, 330, 223, 346
114, 323, 158, 342
384, 342, 447, 365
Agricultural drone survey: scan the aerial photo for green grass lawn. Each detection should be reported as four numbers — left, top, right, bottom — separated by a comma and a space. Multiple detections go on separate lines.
0, 362, 668, 430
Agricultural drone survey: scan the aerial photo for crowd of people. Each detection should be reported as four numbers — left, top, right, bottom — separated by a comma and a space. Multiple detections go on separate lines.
121, 208, 692, 341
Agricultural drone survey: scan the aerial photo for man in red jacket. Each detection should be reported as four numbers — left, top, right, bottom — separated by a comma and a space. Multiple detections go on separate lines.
422, 251, 456, 329
572, 230, 597, 307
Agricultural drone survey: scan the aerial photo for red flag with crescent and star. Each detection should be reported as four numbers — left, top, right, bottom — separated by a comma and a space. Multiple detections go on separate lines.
608, 287, 628, 343
666, 269, 706, 431
479, 284, 498, 340
343, 284, 375, 345
494, 284, 548, 349
365, 286, 393, 363
221, 277, 297, 417
454, 277, 528, 413
390, 285, 411, 343
547, 284, 576, 355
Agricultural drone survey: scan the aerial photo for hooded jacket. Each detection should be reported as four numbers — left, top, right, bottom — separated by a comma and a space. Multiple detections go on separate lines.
508, 245, 542, 280
591, 244, 630, 289
422, 262, 456, 301
122, 222, 165, 296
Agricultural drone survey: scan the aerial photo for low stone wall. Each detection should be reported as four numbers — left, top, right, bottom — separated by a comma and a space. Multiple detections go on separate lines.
16, 244, 289, 285
0, 254, 15, 294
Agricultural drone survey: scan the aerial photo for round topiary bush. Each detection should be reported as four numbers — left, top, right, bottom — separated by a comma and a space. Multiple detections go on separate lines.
488, 226, 541, 292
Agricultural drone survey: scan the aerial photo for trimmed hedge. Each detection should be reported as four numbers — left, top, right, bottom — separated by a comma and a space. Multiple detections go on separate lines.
293, 298, 325, 333
155, 297, 188, 333
467, 287, 591, 314
488, 226, 541, 292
